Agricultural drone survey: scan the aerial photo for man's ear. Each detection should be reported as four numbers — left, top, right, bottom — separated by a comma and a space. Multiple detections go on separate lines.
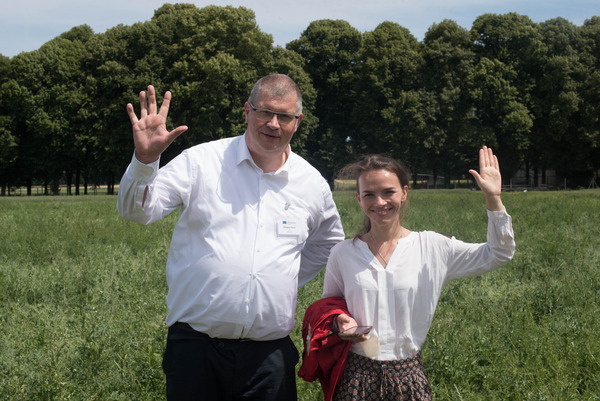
244, 102, 250, 123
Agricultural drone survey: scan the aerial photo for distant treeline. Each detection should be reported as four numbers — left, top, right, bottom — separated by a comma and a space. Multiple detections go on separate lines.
0, 4, 599, 195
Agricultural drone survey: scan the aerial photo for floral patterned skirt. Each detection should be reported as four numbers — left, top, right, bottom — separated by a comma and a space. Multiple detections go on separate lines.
332, 351, 432, 401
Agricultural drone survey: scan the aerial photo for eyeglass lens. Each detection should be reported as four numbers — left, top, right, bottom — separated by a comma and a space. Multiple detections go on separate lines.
254, 109, 295, 125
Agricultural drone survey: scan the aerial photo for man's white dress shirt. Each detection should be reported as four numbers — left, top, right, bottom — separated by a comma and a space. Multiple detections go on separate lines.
118, 134, 344, 341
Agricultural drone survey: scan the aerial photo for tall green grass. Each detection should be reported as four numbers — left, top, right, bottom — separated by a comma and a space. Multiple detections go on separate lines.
1, 190, 599, 400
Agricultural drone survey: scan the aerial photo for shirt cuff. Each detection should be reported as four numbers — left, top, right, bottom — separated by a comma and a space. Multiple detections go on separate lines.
128, 152, 160, 182
487, 208, 510, 220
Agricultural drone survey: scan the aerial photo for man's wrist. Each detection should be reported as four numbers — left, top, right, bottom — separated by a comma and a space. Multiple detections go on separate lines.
134, 150, 159, 165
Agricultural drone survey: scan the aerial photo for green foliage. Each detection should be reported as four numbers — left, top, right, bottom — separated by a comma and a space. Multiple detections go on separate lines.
354, 21, 423, 164
288, 19, 363, 180
156, 4, 273, 154
469, 57, 532, 178
420, 20, 477, 185
2, 6, 600, 193
1, 190, 599, 399
0, 116, 18, 171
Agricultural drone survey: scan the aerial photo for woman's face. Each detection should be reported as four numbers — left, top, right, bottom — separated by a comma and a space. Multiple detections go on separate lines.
356, 169, 408, 228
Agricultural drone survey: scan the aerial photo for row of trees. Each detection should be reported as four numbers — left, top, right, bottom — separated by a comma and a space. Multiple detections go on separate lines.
1, 4, 599, 195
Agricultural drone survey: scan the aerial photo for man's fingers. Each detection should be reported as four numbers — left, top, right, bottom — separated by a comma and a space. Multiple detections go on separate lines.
139, 90, 148, 118
130, 86, 181, 145
147, 85, 157, 115
126, 103, 139, 125
168, 126, 188, 142
159, 91, 173, 118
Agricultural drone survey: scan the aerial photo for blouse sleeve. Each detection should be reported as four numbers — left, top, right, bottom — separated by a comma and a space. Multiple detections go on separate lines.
444, 209, 515, 282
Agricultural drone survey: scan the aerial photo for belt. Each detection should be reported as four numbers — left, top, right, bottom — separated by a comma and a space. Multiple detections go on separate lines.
170, 322, 254, 342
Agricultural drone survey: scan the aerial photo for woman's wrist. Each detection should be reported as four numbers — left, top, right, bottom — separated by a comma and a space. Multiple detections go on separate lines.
485, 194, 504, 211
331, 315, 340, 333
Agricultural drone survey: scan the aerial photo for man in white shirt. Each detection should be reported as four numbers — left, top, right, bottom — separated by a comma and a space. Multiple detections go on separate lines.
117, 74, 344, 401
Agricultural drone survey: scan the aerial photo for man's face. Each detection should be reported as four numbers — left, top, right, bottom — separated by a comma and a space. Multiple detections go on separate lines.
244, 92, 303, 165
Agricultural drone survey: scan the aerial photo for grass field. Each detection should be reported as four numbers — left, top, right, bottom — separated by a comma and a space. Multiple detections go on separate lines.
1, 189, 599, 400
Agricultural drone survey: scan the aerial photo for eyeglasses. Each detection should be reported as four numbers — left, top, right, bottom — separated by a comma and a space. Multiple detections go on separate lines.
250, 103, 300, 126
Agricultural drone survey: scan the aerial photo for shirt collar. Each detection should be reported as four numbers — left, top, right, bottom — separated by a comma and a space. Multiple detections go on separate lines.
238, 132, 292, 176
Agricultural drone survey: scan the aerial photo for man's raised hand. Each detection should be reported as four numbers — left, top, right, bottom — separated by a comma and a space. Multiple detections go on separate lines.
127, 85, 188, 164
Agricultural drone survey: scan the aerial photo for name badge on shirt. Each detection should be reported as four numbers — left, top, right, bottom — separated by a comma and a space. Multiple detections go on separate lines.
277, 218, 301, 237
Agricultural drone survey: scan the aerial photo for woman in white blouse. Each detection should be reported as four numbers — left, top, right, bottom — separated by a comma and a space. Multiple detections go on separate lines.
323, 147, 515, 400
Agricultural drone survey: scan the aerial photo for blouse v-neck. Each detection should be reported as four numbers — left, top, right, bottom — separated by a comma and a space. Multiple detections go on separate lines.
357, 232, 415, 270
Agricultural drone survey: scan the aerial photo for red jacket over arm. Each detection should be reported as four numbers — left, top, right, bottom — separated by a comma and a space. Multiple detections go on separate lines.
298, 297, 352, 401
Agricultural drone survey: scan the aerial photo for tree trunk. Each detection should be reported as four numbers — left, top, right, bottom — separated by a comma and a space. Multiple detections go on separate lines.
52, 176, 60, 195
75, 169, 81, 195
107, 173, 115, 195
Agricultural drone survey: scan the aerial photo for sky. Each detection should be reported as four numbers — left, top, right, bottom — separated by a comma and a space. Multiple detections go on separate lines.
1, 0, 599, 58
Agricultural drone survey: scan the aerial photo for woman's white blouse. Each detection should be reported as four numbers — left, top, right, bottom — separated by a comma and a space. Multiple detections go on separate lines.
322, 209, 515, 360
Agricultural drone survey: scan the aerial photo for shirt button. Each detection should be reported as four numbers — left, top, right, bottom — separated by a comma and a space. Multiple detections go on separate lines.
245, 298, 250, 304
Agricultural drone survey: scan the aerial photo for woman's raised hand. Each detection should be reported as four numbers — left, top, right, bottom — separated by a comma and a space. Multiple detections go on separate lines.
468, 146, 505, 211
